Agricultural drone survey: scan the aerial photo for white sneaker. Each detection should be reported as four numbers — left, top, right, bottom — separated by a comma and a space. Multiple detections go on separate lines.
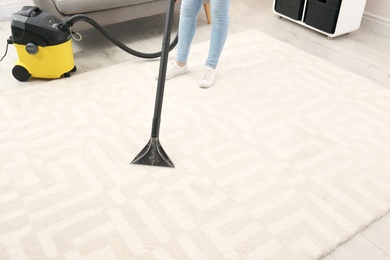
156, 62, 187, 80
199, 66, 216, 88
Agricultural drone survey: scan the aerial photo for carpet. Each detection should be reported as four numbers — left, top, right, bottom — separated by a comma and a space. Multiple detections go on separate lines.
1, 29, 390, 260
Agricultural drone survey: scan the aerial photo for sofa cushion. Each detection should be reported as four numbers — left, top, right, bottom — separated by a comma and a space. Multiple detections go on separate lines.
53, 0, 162, 15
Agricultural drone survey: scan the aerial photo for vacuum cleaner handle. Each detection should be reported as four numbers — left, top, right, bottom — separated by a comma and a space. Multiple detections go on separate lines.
19, 6, 40, 17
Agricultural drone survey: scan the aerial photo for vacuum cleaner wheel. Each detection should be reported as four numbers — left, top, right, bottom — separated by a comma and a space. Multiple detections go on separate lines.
12, 65, 31, 82
63, 66, 77, 78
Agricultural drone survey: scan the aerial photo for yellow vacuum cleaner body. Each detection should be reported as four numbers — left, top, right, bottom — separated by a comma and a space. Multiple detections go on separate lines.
11, 6, 76, 81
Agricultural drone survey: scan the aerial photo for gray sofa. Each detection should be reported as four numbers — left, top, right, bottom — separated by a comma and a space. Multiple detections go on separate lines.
32, 0, 211, 31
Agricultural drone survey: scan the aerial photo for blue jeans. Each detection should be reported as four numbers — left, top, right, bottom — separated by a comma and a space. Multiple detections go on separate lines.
176, 0, 230, 69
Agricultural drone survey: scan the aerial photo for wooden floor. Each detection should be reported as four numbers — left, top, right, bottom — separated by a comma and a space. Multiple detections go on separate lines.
0, 0, 390, 259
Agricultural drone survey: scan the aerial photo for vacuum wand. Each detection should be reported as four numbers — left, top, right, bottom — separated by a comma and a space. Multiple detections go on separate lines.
131, 0, 176, 168
152, 0, 176, 138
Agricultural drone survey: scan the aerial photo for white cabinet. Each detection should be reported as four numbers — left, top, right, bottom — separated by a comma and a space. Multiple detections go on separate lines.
273, 0, 367, 38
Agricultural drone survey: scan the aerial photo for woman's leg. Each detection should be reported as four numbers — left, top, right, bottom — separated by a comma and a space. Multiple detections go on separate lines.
205, 0, 230, 69
176, 0, 203, 64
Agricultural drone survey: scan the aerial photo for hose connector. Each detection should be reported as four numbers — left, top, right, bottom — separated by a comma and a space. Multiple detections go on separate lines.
57, 22, 72, 32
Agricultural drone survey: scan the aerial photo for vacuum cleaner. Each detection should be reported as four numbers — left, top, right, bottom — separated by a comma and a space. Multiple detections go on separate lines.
7, 6, 178, 82
10, 6, 75, 81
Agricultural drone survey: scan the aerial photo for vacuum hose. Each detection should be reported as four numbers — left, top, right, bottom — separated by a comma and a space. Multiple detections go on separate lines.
58, 14, 178, 59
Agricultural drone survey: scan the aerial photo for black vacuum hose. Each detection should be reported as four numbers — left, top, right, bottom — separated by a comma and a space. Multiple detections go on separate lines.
58, 14, 178, 59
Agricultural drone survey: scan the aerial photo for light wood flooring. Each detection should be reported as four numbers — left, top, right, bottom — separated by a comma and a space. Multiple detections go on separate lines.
0, 0, 390, 259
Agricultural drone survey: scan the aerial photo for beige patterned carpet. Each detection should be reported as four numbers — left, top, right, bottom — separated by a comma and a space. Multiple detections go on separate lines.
1, 30, 390, 259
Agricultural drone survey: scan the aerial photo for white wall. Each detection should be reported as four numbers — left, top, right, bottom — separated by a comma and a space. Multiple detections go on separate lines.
362, 0, 390, 37
365, 0, 390, 18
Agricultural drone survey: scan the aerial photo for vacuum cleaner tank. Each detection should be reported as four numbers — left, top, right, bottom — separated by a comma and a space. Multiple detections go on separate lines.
11, 6, 71, 46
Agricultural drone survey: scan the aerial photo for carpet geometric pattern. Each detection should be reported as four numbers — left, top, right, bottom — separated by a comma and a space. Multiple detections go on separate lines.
1, 30, 390, 259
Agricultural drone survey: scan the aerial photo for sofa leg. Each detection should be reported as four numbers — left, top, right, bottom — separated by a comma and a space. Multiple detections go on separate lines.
203, 3, 212, 24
